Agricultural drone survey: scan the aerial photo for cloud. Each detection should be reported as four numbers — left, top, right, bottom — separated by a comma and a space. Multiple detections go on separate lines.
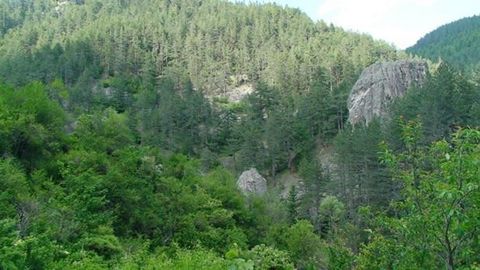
317, 0, 440, 48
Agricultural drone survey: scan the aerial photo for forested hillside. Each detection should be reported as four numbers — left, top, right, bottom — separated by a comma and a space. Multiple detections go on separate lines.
407, 15, 480, 71
1, 0, 479, 269
0, 0, 401, 97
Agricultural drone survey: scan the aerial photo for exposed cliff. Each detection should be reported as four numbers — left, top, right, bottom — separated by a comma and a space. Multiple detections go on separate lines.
347, 60, 428, 126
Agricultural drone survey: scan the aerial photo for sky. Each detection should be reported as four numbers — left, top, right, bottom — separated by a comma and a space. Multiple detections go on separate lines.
234, 0, 479, 49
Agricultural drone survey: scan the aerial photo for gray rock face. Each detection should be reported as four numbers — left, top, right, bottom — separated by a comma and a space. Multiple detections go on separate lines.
223, 83, 254, 103
347, 60, 428, 125
237, 168, 267, 195
222, 74, 254, 103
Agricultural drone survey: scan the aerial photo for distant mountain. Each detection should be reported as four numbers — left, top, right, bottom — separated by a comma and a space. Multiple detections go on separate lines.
407, 15, 480, 71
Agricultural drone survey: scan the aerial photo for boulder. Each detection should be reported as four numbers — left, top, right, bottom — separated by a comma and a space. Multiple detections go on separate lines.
347, 60, 428, 126
237, 168, 267, 195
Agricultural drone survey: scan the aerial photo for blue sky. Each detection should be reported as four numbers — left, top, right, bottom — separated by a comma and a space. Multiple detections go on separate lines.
233, 0, 479, 49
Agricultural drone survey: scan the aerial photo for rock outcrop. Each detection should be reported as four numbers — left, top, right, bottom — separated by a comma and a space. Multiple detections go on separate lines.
347, 60, 428, 126
222, 74, 254, 103
223, 83, 254, 103
237, 168, 267, 195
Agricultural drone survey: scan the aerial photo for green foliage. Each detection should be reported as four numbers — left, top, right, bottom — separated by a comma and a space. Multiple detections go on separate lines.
0, 159, 29, 219
247, 244, 294, 270
74, 108, 134, 153
285, 220, 325, 269
333, 120, 394, 215
358, 125, 480, 269
286, 186, 299, 224
0, 219, 25, 269
0, 218, 68, 270
119, 247, 229, 270
0, 82, 66, 170
235, 72, 353, 178
408, 15, 480, 71
0, 0, 399, 95
136, 78, 214, 154
80, 226, 122, 259
156, 249, 229, 270
1, 1, 479, 269
325, 243, 354, 270
318, 195, 345, 238
389, 62, 480, 146
0, 82, 291, 269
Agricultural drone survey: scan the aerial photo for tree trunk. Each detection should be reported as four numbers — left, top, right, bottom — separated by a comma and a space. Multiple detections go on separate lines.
446, 253, 455, 270
288, 151, 296, 173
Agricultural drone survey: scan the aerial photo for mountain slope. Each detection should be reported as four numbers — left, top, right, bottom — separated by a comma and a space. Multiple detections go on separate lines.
0, 0, 401, 100
1, 1, 480, 269
407, 15, 480, 71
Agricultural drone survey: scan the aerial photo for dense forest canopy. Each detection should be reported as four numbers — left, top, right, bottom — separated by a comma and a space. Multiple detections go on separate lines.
0, 0, 401, 96
407, 15, 480, 72
0, 0, 479, 269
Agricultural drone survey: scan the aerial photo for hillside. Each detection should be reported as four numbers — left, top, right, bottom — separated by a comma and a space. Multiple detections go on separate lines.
407, 15, 480, 71
0, 0, 401, 99
1, 1, 480, 269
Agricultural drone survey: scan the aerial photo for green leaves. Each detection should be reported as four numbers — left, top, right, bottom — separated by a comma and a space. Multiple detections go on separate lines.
247, 244, 293, 270
285, 220, 324, 269
0, 159, 29, 218
0, 83, 66, 170
74, 109, 134, 154
360, 128, 480, 269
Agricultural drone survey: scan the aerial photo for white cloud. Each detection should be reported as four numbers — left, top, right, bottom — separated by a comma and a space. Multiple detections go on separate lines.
317, 0, 441, 48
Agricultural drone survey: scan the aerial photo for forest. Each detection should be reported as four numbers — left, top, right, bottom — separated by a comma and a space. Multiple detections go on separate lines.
407, 15, 480, 72
0, 0, 479, 269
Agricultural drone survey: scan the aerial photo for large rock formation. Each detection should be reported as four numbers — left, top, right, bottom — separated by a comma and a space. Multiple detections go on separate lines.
347, 60, 428, 125
237, 168, 267, 195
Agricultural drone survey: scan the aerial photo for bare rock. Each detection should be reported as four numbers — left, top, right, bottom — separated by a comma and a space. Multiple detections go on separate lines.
222, 74, 254, 102
347, 60, 428, 126
237, 168, 267, 195
224, 83, 254, 103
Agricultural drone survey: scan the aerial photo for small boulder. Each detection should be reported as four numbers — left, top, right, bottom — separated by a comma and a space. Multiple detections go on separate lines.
237, 168, 267, 195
